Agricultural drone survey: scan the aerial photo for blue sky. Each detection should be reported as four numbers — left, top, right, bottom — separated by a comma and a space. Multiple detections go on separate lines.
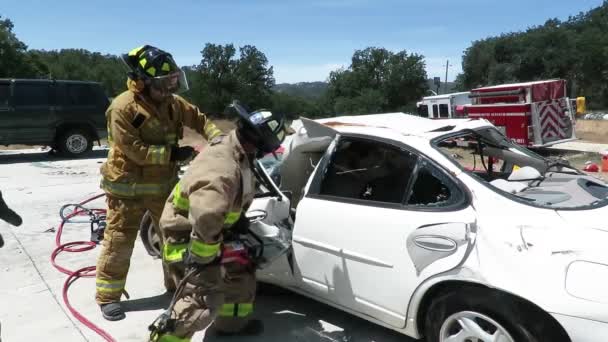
3, 0, 603, 83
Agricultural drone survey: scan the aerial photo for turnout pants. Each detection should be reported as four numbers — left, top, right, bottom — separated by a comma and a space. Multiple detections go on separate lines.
162, 232, 257, 338
95, 194, 173, 304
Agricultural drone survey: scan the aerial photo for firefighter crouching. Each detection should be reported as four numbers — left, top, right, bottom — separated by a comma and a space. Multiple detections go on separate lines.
149, 102, 286, 341
96, 45, 223, 321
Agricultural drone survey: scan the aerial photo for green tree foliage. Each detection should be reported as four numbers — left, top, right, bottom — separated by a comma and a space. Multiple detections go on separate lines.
0, 16, 48, 78
457, 1, 608, 108
273, 82, 328, 100
271, 91, 325, 119
29, 49, 126, 97
186, 43, 275, 115
324, 47, 428, 115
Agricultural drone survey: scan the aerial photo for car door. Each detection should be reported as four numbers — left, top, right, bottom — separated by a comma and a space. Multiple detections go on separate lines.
246, 159, 293, 270
11, 81, 54, 144
291, 126, 477, 329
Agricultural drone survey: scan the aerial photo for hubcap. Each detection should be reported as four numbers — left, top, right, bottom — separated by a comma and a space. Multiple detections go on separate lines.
439, 311, 515, 342
66, 134, 87, 154
146, 219, 162, 257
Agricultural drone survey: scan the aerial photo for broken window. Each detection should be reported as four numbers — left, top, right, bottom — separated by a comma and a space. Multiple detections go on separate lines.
318, 138, 417, 204
407, 160, 464, 207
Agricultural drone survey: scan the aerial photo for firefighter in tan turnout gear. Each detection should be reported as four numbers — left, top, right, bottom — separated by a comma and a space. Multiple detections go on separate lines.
95, 45, 223, 321
148, 102, 286, 341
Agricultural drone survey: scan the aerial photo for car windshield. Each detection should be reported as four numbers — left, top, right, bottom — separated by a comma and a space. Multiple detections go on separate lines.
435, 127, 608, 209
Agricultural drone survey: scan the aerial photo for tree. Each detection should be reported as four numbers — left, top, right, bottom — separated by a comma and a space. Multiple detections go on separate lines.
458, 1, 608, 108
0, 16, 48, 78
324, 47, 428, 115
187, 43, 275, 115
28, 49, 126, 96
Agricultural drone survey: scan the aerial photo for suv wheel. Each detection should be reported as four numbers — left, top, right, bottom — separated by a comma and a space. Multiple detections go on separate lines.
57, 128, 92, 157
424, 288, 569, 342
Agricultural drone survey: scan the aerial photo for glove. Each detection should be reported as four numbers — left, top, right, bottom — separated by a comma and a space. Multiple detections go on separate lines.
231, 214, 250, 235
170, 146, 195, 162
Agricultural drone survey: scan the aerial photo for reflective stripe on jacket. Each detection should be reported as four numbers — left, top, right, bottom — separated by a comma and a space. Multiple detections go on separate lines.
159, 130, 255, 264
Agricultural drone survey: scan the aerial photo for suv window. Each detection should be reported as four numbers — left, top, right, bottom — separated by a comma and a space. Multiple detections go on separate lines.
407, 159, 464, 207
0, 84, 9, 106
14, 83, 50, 106
67, 84, 98, 106
318, 138, 417, 204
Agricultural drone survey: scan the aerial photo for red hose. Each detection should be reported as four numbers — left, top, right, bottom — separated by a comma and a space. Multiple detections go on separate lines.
50, 193, 117, 342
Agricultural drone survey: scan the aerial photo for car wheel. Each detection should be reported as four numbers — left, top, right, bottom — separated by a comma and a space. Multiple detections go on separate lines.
57, 128, 92, 157
424, 288, 568, 342
140, 211, 161, 258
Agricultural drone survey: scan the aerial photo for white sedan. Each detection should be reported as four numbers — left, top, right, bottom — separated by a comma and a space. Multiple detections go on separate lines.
144, 113, 608, 342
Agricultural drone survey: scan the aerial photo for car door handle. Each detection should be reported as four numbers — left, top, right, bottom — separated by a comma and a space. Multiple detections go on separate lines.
413, 235, 458, 252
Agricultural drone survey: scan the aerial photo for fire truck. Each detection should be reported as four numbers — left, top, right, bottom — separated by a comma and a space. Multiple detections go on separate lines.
462, 79, 577, 147
416, 91, 471, 119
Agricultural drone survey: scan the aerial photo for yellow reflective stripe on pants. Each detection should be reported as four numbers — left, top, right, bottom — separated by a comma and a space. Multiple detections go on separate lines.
204, 123, 222, 140
155, 333, 191, 342
147, 145, 168, 165
101, 178, 173, 198
96, 279, 125, 293
162, 243, 188, 263
172, 183, 190, 211
189, 239, 220, 259
224, 211, 241, 225
219, 303, 253, 317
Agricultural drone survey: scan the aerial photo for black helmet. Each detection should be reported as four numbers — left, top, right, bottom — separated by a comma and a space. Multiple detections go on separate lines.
230, 101, 286, 157
121, 45, 189, 93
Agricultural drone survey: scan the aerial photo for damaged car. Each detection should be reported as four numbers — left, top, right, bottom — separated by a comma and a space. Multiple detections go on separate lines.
142, 113, 608, 342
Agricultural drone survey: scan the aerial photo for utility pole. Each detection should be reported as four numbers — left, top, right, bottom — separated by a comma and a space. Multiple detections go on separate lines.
444, 60, 451, 94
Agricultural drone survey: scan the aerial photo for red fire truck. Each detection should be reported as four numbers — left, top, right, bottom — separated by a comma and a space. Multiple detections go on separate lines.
462, 79, 576, 147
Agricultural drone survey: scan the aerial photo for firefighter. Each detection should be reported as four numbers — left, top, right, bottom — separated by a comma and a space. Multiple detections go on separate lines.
148, 102, 286, 341
96, 45, 223, 321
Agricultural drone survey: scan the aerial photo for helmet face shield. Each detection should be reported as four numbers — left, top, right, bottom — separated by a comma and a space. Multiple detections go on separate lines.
150, 69, 189, 94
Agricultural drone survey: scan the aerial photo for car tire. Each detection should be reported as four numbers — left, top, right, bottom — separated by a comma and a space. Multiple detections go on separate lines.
57, 128, 93, 157
140, 210, 162, 258
424, 288, 569, 342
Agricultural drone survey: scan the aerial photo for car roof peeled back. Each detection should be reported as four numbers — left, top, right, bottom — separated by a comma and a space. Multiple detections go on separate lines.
307, 112, 493, 141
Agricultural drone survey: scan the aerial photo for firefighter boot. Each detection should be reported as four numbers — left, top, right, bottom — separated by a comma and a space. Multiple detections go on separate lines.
213, 319, 264, 337
100, 302, 125, 321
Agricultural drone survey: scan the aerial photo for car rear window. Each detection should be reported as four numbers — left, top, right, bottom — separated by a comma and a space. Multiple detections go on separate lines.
14, 83, 50, 106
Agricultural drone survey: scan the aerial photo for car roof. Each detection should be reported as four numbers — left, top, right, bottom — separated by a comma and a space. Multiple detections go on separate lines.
310, 112, 494, 141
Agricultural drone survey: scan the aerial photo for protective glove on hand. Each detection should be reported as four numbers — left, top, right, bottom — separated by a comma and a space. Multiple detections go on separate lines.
170, 146, 196, 162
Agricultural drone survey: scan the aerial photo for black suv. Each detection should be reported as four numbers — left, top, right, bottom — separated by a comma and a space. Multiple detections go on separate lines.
0, 79, 109, 157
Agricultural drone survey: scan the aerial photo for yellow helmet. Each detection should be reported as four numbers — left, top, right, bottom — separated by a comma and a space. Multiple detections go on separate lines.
121, 45, 188, 93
